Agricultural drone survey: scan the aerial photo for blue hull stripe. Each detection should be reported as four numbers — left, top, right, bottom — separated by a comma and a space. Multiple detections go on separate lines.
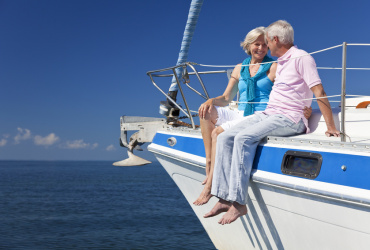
254, 146, 370, 190
152, 132, 370, 190
153, 132, 205, 157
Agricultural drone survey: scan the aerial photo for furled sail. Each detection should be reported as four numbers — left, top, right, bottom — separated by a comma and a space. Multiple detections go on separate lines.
160, 0, 204, 117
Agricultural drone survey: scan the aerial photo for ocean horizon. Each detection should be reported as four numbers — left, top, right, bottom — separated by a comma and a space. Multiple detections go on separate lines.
0, 160, 215, 249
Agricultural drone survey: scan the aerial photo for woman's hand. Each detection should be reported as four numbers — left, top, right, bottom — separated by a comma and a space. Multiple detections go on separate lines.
198, 99, 214, 119
303, 106, 312, 119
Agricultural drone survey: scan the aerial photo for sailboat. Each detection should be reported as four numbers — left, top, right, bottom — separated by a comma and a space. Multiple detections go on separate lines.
114, 1, 370, 249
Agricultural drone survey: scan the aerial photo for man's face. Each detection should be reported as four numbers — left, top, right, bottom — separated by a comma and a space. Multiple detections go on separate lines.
266, 34, 277, 57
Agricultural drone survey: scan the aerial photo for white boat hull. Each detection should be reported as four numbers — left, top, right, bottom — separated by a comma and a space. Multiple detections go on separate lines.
149, 134, 370, 250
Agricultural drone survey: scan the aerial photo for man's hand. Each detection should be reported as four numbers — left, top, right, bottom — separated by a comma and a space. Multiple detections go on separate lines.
325, 129, 341, 137
303, 106, 312, 119
198, 99, 214, 119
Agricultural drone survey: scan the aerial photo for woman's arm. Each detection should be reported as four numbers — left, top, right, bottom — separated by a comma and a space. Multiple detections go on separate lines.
198, 64, 241, 119
267, 62, 277, 82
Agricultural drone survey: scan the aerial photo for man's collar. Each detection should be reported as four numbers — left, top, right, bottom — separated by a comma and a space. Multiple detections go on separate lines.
278, 45, 297, 63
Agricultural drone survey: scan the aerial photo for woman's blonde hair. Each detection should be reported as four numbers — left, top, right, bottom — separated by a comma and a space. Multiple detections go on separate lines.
240, 26, 266, 55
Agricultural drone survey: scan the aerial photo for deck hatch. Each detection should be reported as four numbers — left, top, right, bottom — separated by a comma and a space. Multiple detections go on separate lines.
281, 151, 323, 179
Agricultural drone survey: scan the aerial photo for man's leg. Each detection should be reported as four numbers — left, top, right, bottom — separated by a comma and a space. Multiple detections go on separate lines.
205, 114, 261, 218
219, 114, 305, 224
210, 114, 261, 201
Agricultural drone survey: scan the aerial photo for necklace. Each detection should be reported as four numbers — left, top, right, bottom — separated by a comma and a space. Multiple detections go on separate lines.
249, 64, 260, 75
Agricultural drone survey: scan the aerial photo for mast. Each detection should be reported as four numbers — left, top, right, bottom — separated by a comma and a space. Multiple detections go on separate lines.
160, 0, 204, 118
169, 0, 204, 93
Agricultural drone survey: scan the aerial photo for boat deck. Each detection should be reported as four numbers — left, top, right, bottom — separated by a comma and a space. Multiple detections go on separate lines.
303, 106, 370, 145
169, 105, 370, 146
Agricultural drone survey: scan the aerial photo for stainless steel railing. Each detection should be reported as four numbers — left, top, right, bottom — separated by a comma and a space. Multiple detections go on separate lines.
147, 62, 228, 129
340, 42, 347, 142
148, 43, 370, 141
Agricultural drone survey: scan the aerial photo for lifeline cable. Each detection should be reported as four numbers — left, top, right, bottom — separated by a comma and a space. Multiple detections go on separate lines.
193, 44, 344, 68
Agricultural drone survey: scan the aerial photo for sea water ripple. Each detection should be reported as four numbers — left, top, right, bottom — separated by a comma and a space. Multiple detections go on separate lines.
0, 161, 215, 249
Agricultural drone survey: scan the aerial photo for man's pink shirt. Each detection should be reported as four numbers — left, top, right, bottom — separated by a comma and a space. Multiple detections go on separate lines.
262, 45, 321, 133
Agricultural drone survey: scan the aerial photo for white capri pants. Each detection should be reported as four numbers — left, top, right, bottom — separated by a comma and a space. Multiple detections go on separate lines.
215, 106, 247, 131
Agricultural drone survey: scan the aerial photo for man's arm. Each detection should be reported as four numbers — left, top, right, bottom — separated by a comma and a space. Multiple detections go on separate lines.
310, 84, 341, 137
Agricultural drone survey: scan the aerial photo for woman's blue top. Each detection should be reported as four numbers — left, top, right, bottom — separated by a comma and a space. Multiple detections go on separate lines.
238, 66, 273, 113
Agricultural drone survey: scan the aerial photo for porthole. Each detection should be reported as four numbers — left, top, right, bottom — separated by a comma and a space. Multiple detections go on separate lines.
281, 151, 323, 179
167, 137, 177, 147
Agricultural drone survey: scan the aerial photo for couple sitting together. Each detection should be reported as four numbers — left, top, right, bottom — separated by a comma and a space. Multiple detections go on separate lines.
193, 20, 340, 225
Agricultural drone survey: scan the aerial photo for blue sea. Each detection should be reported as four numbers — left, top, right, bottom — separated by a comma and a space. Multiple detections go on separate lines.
0, 161, 215, 249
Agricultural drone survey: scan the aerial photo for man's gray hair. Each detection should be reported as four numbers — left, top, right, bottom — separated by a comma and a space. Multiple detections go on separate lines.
265, 20, 294, 45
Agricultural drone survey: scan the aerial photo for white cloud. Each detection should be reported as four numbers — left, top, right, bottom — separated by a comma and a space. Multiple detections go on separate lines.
0, 139, 7, 147
106, 144, 116, 151
34, 133, 60, 146
65, 139, 98, 149
14, 128, 31, 144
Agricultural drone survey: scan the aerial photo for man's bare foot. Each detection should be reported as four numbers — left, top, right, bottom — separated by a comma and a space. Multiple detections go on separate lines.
218, 202, 247, 225
202, 176, 208, 185
204, 199, 231, 218
193, 185, 212, 205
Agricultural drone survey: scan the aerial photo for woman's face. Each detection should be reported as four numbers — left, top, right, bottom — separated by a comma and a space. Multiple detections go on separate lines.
249, 35, 268, 60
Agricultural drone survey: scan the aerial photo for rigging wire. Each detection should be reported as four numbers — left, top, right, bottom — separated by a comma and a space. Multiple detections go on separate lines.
153, 43, 370, 121
182, 94, 367, 115
192, 44, 370, 70
193, 44, 344, 68
317, 67, 370, 70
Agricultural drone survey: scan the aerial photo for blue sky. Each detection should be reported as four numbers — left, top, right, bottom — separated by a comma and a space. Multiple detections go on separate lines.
1, 0, 370, 161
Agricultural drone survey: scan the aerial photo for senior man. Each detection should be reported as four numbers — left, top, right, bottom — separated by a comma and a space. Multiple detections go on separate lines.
204, 20, 340, 225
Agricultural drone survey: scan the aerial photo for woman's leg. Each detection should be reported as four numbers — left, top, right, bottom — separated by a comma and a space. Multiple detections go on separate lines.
197, 115, 255, 207
194, 126, 224, 205
203, 122, 244, 216
199, 107, 218, 185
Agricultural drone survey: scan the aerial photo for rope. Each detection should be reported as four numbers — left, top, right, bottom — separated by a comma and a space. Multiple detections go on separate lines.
347, 43, 370, 46
182, 95, 365, 117
194, 44, 343, 68
231, 94, 365, 105
318, 67, 370, 70
178, 113, 199, 121
307, 44, 343, 55
340, 132, 352, 142
237, 94, 342, 104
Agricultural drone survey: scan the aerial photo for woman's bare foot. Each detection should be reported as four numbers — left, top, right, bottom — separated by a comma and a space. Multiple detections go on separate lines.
204, 199, 231, 218
193, 185, 212, 205
218, 202, 247, 225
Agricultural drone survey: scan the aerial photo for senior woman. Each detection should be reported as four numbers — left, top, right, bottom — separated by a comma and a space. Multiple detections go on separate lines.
193, 27, 310, 206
